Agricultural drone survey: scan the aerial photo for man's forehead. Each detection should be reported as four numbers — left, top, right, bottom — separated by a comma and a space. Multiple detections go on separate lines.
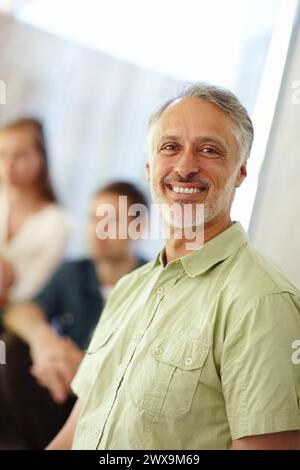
155, 97, 236, 145
159, 97, 232, 127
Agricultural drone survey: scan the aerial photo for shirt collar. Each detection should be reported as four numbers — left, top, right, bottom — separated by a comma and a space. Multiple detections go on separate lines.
152, 222, 248, 278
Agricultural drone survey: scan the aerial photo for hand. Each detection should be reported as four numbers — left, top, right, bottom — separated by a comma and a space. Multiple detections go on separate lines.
30, 330, 84, 404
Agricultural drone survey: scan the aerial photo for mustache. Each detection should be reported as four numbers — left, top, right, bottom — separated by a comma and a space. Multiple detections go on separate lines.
163, 173, 210, 190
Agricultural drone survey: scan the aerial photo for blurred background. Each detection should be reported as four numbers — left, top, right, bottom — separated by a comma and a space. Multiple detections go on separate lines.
0, 0, 300, 285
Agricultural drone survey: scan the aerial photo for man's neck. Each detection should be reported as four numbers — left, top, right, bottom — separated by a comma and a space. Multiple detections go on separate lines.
164, 215, 232, 264
95, 252, 139, 287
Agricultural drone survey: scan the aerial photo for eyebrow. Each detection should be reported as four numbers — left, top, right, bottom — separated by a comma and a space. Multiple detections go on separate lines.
158, 134, 228, 152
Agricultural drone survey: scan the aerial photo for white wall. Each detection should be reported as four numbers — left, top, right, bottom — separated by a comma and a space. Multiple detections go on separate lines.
249, 6, 300, 287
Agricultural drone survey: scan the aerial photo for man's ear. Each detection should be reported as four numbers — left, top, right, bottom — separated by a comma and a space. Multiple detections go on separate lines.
145, 160, 151, 181
235, 161, 247, 188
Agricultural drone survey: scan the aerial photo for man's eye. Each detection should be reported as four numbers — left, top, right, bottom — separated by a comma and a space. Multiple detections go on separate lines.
161, 144, 177, 151
201, 147, 219, 155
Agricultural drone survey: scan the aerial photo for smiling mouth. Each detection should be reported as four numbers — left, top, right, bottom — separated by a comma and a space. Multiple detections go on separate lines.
165, 183, 209, 195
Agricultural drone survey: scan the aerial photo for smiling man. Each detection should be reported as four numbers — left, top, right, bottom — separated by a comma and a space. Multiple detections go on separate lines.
48, 83, 300, 450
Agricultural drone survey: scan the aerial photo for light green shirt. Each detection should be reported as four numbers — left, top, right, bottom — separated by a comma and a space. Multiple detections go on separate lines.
71, 222, 300, 450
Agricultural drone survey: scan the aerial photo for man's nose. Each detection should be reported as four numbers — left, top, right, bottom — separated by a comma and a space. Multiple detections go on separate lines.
173, 148, 199, 179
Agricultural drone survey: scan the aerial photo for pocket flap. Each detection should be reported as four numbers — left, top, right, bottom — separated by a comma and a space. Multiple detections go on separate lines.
151, 335, 210, 370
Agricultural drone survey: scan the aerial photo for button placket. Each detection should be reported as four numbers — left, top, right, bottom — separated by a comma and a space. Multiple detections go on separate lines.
133, 332, 141, 341
156, 286, 164, 295
93, 427, 102, 449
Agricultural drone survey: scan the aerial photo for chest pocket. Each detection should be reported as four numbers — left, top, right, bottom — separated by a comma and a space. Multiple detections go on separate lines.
140, 333, 210, 419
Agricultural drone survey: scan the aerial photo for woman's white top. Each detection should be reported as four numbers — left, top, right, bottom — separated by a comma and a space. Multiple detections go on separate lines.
0, 187, 70, 301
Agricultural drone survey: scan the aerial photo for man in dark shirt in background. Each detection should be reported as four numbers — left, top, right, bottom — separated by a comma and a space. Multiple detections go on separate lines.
0, 181, 147, 449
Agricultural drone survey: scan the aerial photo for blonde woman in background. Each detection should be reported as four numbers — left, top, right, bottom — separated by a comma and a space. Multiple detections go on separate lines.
0, 118, 70, 307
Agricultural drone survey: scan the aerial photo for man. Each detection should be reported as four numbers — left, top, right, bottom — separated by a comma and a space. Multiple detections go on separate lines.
48, 83, 300, 450
0, 181, 147, 449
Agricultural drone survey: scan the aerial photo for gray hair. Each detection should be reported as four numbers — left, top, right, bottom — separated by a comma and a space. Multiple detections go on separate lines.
147, 82, 254, 163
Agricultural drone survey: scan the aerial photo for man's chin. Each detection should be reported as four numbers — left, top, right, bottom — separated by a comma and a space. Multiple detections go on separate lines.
161, 212, 205, 230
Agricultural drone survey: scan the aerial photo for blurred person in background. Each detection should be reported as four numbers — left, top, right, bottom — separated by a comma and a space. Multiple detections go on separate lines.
0, 118, 70, 310
0, 181, 148, 449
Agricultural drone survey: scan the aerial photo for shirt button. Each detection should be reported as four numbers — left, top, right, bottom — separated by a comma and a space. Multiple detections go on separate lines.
185, 357, 193, 367
155, 346, 164, 355
156, 287, 164, 295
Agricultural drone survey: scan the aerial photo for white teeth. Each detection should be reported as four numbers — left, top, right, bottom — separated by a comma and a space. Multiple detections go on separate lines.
171, 185, 201, 194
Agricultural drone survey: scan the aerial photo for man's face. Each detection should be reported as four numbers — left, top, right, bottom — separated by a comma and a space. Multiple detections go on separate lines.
88, 192, 132, 261
145, 97, 247, 229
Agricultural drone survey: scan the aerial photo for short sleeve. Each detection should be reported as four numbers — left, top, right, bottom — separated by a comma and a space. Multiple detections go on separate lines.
221, 292, 300, 440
